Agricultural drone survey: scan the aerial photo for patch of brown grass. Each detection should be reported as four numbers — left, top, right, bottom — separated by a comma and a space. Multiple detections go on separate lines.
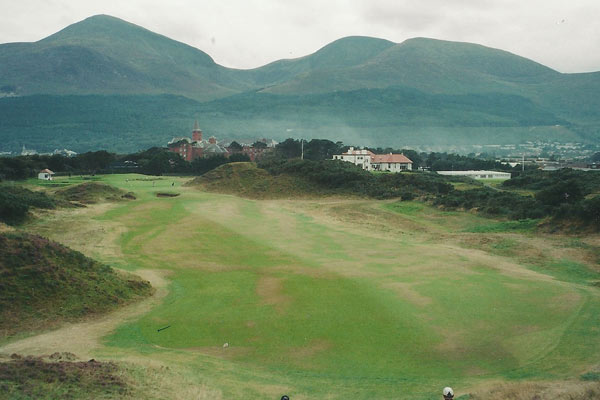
468, 380, 600, 400
256, 275, 291, 315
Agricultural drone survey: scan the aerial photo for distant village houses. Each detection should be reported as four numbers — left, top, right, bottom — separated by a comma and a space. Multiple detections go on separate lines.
167, 122, 275, 162
332, 147, 413, 172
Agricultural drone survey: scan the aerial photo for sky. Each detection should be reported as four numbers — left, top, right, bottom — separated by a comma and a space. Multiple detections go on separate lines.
1, 0, 599, 73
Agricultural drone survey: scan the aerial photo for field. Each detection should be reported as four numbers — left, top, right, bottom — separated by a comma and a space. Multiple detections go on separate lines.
2, 174, 600, 399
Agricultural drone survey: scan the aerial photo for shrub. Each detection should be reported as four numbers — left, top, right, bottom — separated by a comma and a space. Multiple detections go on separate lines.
0, 186, 55, 224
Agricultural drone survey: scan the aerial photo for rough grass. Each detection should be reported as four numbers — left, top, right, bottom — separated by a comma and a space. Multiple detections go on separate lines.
0, 232, 152, 341
54, 181, 132, 205
467, 380, 600, 400
185, 162, 353, 199
9, 173, 600, 399
0, 354, 128, 399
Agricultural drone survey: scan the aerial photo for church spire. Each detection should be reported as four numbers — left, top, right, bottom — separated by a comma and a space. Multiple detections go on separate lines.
192, 120, 202, 142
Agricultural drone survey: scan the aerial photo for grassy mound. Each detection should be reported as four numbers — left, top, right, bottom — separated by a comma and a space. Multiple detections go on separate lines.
0, 232, 152, 340
186, 162, 334, 199
54, 182, 133, 205
0, 354, 128, 399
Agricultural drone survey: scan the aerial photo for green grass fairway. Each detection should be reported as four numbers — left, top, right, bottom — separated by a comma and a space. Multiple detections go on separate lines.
22, 174, 600, 399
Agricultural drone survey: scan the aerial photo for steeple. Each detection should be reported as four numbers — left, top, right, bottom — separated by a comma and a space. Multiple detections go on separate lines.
192, 120, 202, 142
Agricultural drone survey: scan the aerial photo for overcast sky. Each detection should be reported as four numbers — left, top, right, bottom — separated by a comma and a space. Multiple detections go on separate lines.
1, 0, 599, 73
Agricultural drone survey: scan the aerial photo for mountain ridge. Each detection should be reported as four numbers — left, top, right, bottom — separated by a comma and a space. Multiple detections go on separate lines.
0, 14, 598, 152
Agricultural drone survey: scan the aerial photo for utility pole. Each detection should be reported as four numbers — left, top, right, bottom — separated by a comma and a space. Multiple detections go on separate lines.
301, 139, 304, 160
522, 154, 525, 172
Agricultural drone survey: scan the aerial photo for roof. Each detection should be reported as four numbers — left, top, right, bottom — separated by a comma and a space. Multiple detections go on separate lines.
341, 150, 375, 156
168, 137, 191, 145
203, 143, 228, 154
371, 154, 413, 164
40, 169, 54, 174
436, 170, 510, 176
193, 120, 201, 132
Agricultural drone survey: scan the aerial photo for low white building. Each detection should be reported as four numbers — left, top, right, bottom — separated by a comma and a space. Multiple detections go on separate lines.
372, 153, 413, 172
332, 147, 413, 171
436, 170, 511, 180
38, 169, 55, 180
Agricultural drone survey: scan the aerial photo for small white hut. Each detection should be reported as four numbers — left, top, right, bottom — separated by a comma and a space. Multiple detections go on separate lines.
38, 169, 55, 180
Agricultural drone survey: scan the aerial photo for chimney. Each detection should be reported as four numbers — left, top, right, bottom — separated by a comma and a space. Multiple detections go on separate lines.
209, 136, 217, 144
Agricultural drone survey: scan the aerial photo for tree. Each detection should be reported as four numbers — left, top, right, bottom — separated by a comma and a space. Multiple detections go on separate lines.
275, 138, 301, 159
535, 180, 583, 206
304, 139, 343, 161
228, 141, 243, 152
252, 141, 268, 149
229, 153, 251, 162
143, 152, 171, 176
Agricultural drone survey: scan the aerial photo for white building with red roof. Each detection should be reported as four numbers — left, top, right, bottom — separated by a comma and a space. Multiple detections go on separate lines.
38, 169, 55, 180
333, 147, 412, 172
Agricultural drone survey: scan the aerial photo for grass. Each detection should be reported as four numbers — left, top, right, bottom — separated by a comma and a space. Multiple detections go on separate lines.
8, 173, 600, 399
462, 219, 539, 233
0, 355, 128, 399
0, 230, 152, 342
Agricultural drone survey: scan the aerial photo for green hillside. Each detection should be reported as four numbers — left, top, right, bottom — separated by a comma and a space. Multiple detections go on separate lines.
0, 14, 599, 151
0, 232, 152, 340
240, 36, 396, 86
262, 37, 560, 95
0, 15, 251, 101
0, 88, 586, 153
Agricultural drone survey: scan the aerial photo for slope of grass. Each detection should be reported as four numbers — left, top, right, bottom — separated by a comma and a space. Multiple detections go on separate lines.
186, 162, 341, 199
0, 232, 152, 341
54, 181, 132, 204
11, 173, 600, 399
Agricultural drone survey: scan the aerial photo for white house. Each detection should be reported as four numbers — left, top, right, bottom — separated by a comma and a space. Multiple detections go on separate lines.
436, 170, 511, 180
332, 147, 413, 171
332, 147, 374, 170
371, 153, 413, 172
38, 169, 55, 180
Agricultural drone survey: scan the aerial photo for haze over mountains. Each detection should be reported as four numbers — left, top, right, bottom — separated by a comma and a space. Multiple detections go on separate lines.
0, 14, 598, 153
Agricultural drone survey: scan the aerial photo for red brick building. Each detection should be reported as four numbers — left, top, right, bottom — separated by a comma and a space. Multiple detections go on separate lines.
167, 121, 228, 161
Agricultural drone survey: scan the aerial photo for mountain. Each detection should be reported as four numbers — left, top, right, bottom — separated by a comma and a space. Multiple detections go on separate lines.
257, 37, 560, 95
0, 15, 251, 101
0, 14, 599, 152
239, 36, 396, 87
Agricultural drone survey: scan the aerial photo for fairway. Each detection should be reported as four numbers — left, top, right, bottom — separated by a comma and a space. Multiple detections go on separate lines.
14, 174, 600, 399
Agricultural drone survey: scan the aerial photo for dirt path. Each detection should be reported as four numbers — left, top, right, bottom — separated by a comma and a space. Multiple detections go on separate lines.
0, 269, 169, 360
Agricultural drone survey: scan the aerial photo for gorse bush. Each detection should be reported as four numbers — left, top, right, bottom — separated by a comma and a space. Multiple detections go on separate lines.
0, 185, 56, 224
434, 188, 548, 219
258, 158, 454, 199
504, 169, 600, 195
